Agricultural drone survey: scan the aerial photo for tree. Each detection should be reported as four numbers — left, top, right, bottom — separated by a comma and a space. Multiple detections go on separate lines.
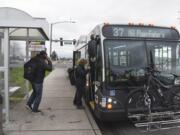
51, 50, 58, 61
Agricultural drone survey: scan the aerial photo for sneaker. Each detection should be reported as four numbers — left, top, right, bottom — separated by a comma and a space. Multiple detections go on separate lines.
32, 110, 42, 113
73, 101, 77, 105
25, 104, 33, 112
76, 105, 84, 109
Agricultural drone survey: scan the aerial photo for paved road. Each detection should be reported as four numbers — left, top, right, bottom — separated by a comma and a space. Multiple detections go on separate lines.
97, 120, 180, 135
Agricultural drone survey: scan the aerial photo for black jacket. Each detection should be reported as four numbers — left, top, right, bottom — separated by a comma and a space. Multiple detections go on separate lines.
75, 65, 88, 87
32, 56, 52, 83
88, 40, 97, 58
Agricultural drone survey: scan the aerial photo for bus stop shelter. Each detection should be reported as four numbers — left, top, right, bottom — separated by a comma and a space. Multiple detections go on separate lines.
0, 7, 49, 123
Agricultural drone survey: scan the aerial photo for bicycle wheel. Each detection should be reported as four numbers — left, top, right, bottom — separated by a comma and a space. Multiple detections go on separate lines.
125, 89, 154, 117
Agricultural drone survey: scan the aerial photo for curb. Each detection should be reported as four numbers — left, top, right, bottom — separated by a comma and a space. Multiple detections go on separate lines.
83, 99, 102, 135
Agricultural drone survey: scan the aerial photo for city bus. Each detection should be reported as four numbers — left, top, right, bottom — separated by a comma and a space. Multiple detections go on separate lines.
72, 23, 180, 121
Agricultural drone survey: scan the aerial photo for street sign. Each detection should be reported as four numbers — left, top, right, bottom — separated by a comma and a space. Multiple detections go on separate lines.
64, 41, 72, 45
29, 45, 46, 51
29, 41, 46, 51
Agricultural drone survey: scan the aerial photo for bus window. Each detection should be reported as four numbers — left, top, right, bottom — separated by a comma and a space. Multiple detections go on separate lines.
73, 51, 81, 68
119, 50, 130, 66
146, 41, 180, 75
104, 40, 146, 86
113, 49, 118, 65
154, 45, 172, 71
109, 47, 130, 67
105, 40, 145, 68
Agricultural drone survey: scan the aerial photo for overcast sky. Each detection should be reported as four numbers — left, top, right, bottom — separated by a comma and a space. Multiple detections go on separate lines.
0, 0, 180, 57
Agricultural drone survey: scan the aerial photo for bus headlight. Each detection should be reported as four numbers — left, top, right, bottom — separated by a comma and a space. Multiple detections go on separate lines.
100, 97, 117, 108
107, 97, 113, 103
174, 77, 180, 85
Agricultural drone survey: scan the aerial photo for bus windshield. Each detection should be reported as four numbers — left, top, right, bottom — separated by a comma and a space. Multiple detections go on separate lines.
104, 40, 180, 87
146, 41, 180, 75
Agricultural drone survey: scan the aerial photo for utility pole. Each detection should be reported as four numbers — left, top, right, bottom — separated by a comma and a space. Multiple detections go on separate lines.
50, 24, 53, 57
178, 11, 180, 24
49, 20, 76, 57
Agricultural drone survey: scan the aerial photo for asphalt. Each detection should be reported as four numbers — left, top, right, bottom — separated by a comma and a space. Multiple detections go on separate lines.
3, 63, 102, 135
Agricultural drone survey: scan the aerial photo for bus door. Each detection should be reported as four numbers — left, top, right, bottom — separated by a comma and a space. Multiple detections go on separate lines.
73, 51, 81, 69
69, 51, 81, 85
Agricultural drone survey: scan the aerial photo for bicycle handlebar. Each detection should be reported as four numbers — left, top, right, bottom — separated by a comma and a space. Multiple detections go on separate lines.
145, 66, 175, 89
153, 76, 172, 89
145, 66, 180, 78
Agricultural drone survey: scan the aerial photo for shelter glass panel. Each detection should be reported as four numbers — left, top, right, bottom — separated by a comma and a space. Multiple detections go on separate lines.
0, 72, 4, 95
9, 28, 45, 41
10, 28, 27, 37
29, 29, 44, 40
0, 30, 4, 67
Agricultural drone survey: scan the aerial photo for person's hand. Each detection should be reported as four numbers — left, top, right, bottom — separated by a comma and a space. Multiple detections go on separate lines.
46, 57, 51, 62
45, 59, 48, 64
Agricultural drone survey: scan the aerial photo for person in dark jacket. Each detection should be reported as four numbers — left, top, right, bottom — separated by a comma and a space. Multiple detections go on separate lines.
88, 35, 97, 98
26, 51, 52, 113
88, 34, 97, 62
73, 58, 88, 109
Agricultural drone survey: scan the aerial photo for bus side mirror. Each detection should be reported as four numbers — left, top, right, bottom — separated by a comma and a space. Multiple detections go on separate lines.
73, 39, 76, 45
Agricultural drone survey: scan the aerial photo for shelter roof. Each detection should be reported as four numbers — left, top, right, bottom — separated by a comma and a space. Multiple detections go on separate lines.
0, 7, 49, 40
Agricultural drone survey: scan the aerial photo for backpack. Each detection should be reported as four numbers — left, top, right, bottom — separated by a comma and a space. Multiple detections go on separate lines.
23, 58, 37, 82
67, 68, 75, 85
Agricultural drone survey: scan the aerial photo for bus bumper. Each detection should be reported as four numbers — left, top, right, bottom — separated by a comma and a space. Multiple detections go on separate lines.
94, 107, 126, 121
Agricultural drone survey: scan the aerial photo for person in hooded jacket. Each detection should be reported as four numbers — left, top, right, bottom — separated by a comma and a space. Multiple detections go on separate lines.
26, 51, 52, 113
88, 34, 97, 62
73, 58, 88, 109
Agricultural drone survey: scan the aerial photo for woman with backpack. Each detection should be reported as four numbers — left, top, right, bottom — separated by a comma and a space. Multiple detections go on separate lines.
73, 58, 88, 109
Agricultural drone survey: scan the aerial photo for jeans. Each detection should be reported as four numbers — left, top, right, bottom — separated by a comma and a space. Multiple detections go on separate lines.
74, 82, 85, 106
27, 83, 43, 111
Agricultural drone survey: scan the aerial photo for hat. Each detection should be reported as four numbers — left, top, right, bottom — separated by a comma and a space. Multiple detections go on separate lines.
90, 34, 94, 40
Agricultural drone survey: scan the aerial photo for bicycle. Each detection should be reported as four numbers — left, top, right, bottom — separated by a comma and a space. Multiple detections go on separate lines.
125, 66, 180, 121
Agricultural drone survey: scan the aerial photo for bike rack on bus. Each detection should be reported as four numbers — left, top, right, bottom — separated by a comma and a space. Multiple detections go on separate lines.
128, 111, 180, 132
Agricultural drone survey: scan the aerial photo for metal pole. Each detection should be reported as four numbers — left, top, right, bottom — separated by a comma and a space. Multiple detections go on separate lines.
4, 28, 9, 124
49, 23, 53, 57
25, 28, 29, 99
49, 20, 75, 57
0, 94, 2, 135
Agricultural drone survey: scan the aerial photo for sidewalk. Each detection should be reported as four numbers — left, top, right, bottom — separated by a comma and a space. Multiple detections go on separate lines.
3, 65, 101, 135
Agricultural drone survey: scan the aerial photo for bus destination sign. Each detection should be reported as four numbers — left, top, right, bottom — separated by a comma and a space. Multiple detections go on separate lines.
102, 25, 180, 40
